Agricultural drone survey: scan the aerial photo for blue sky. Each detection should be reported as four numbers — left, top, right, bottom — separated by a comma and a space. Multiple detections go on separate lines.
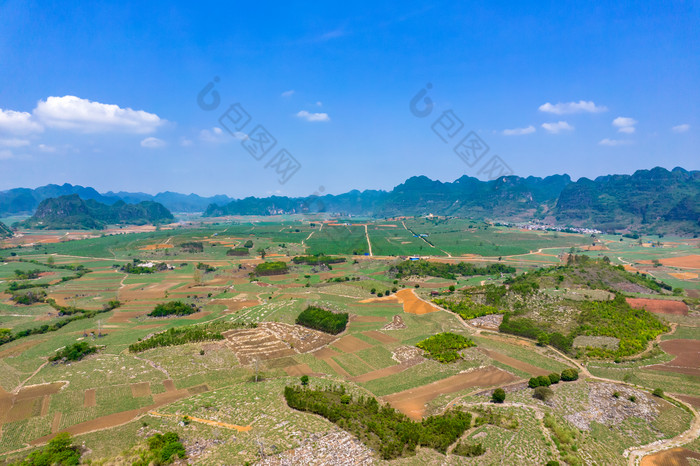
0, 1, 697, 197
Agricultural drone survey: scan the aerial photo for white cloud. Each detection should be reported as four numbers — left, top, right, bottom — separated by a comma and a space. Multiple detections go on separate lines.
296, 110, 330, 122
538, 101, 607, 115
612, 116, 637, 133
672, 123, 690, 133
0, 109, 43, 134
180, 138, 193, 147
140, 137, 166, 148
0, 149, 13, 160
541, 121, 573, 134
199, 126, 232, 143
0, 138, 30, 147
38, 144, 56, 153
502, 125, 535, 136
316, 101, 323, 107
281, 90, 295, 98
599, 138, 633, 146
34, 96, 163, 134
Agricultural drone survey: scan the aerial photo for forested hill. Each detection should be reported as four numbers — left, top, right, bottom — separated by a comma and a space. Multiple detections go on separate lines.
0, 221, 13, 238
17, 194, 174, 230
553, 167, 699, 235
204, 167, 699, 235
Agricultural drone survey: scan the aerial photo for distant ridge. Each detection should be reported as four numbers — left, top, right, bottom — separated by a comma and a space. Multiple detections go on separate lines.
1, 167, 698, 234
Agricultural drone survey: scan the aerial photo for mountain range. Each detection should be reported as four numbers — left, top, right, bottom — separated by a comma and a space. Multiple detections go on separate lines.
1, 167, 698, 234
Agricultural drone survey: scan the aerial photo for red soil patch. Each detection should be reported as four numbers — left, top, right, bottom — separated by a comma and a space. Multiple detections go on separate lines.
284, 364, 315, 376
646, 340, 700, 377
382, 366, 518, 420
351, 363, 413, 383
213, 299, 259, 312
131, 382, 152, 398
669, 272, 698, 280
359, 295, 400, 304
479, 348, 550, 377
332, 335, 373, 353
323, 358, 352, 378
312, 347, 340, 360
678, 395, 700, 409
362, 330, 397, 344
0, 339, 45, 358
638, 255, 700, 269
51, 412, 62, 433
139, 244, 174, 250
396, 289, 440, 314
181, 311, 212, 320
84, 389, 96, 408
627, 298, 688, 316
108, 311, 150, 323
640, 447, 700, 466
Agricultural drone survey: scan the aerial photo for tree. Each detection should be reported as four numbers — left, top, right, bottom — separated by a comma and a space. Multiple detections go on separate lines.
46, 255, 55, 266
300, 375, 309, 386
533, 386, 554, 402
193, 268, 202, 286
561, 368, 579, 381
257, 248, 267, 259
491, 388, 506, 403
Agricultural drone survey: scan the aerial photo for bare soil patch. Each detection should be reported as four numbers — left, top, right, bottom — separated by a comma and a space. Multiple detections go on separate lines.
646, 339, 700, 376
163, 379, 176, 392
139, 244, 173, 250
479, 348, 550, 376
265, 357, 298, 369
5, 398, 39, 423
108, 311, 150, 323
669, 272, 699, 280
187, 384, 209, 395
678, 395, 700, 409
627, 298, 688, 316
351, 315, 387, 323
51, 412, 62, 433
351, 364, 411, 383
131, 382, 152, 398
84, 389, 96, 408
362, 330, 397, 344
358, 295, 400, 304
396, 289, 440, 314
643, 255, 700, 269
332, 335, 373, 353
312, 347, 339, 360
284, 364, 315, 376
213, 299, 259, 312
640, 448, 700, 466
181, 311, 212, 320
382, 366, 517, 420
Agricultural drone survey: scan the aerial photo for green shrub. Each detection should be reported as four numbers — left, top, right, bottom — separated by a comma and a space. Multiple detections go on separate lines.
561, 368, 579, 381
491, 388, 506, 403
416, 332, 475, 363
148, 301, 198, 317
536, 375, 552, 387
452, 441, 486, 457
129, 321, 255, 352
533, 386, 554, 402
12, 432, 80, 465
652, 388, 664, 398
50, 342, 97, 362
226, 247, 249, 256
296, 306, 348, 335
255, 261, 289, 276
528, 377, 540, 388
548, 373, 561, 384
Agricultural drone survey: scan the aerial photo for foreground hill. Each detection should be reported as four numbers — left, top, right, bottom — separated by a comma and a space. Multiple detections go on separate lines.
16, 194, 174, 230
